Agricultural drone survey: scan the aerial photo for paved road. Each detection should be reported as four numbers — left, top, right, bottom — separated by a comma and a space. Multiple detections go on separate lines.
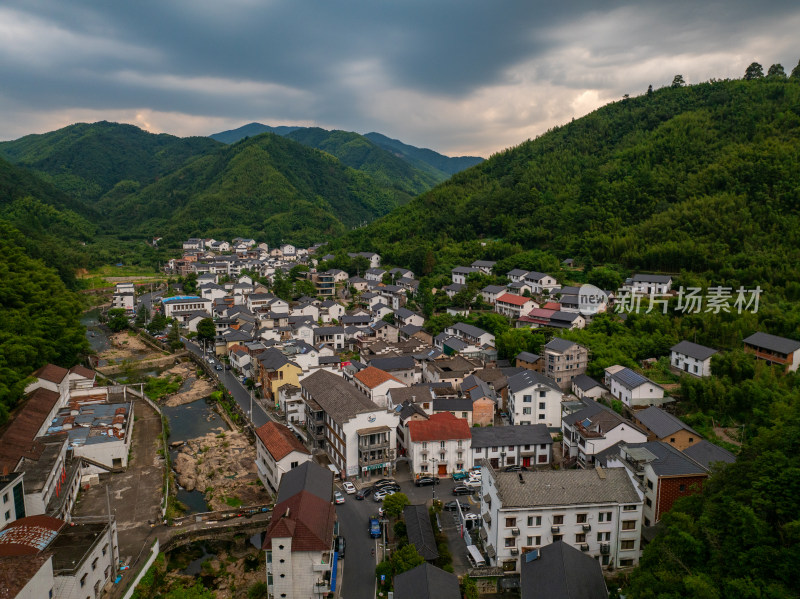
335, 466, 479, 599
182, 337, 271, 428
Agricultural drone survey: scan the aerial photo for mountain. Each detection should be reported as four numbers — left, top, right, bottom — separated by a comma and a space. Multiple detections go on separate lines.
209, 122, 302, 144
209, 123, 484, 181
364, 131, 484, 177
96, 132, 411, 247
284, 127, 441, 196
0, 121, 221, 201
335, 78, 800, 288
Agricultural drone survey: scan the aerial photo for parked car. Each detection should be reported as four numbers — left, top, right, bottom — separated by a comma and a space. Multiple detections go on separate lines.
342, 482, 356, 494
334, 535, 346, 558
464, 512, 480, 521
451, 470, 468, 481
369, 516, 381, 538
452, 486, 474, 496
334, 491, 345, 504
356, 487, 373, 500
444, 501, 471, 511
215, 364, 223, 371
373, 483, 400, 493
465, 479, 481, 489
374, 489, 397, 502
415, 476, 440, 487
372, 479, 397, 489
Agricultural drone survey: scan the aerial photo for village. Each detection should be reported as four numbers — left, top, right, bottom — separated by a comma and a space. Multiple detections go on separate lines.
3, 233, 797, 599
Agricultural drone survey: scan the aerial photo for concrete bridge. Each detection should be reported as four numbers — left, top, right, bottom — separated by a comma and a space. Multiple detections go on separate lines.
159, 510, 272, 552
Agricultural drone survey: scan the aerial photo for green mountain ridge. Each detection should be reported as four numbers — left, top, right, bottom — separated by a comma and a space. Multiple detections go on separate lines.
209, 122, 303, 144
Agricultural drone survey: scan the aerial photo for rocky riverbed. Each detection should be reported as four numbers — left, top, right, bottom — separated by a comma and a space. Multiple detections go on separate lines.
172, 430, 270, 511
162, 362, 216, 407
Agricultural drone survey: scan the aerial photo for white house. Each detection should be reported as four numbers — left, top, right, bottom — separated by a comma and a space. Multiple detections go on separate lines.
353, 366, 407, 408
523, 271, 560, 295
471, 260, 497, 274
506, 371, 564, 428
162, 296, 212, 318
445, 322, 495, 348
495, 293, 538, 320
451, 266, 480, 285
670, 341, 718, 378
481, 285, 508, 305
471, 425, 552, 469
407, 412, 472, 476
605, 367, 665, 409
254, 421, 312, 492
480, 464, 643, 573
624, 274, 672, 295
301, 370, 398, 479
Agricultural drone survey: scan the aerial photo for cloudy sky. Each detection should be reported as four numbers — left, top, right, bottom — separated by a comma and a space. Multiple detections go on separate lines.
1, 1, 798, 157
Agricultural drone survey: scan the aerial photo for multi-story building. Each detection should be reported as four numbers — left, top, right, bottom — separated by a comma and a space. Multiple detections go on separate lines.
506, 371, 563, 428
743, 331, 800, 373
480, 463, 643, 573
669, 341, 718, 377
353, 366, 407, 409
543, 338, 589, 390
604, 367, 664, 409
471, 425, 552, 469
407, 412, 472, 476
632, 406, 702, 451
301, 370, 397, 479
264, 462, 336, 599
623, 274, 672, 295
254, 422, 312, 492
257, 348, 302, 405
599, 441, 708, 527
313, 270, 336, 298
495, 293, 538, 320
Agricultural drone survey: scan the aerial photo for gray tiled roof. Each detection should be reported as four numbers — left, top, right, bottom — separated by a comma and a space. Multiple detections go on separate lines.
300, 370, 381, 423
623, 441, 708, 476
544, 337, 577, 353
743, 332, 800, 354
450, 322, 491, 339
515, 351, 540, 363
521, 541, 608, 599
433, 398, 473, 412
369, 356, 415, 371
670, 340, 718, 361
491, 467, 640, 507
631, 273, 672, 283
572, 374, 606, 392
682, 440, 736, 469
507, 370, 562, 394
394, 564, 460, 599
471, 424, 551, 448
275, 461, 332, 504
635, 406, 699, 439
258, 348, 292, 371
403, 504, 439, 560
561, 399, 609, 426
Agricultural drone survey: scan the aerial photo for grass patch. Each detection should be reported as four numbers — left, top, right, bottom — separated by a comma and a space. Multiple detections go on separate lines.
224, 496, 243, 508
144, 374, 183, 400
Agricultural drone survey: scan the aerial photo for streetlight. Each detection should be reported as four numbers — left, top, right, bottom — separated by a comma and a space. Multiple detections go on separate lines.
431, 457, 437, 502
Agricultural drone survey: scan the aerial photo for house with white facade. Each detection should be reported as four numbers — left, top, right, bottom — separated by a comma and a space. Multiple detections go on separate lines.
407, 412, 472, 476
480, 464, 643, 573
264, 462, 336, 599
624, 274, 672, 295
670, 341, 718, 377
523, 272, 560, 295
451, 266, 481, 285
571, 374, 607, 400
255, 421, 312, 492
481, 285, 507, 305
301, 370, 397, 479
506, 371, 564, 428
471, 425, 552, 469
353, 366, 407, 408
495, 293, 538, 319
445, 322, 495, 348
162, 296, 212, 318
605, 367, 665, 409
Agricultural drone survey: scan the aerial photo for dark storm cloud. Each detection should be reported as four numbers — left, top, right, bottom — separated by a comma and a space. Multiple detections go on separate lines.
0, 0, 798, 154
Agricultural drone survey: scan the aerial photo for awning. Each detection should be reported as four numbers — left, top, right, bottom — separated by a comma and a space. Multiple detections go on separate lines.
482, 512, 492, 523
479, 529, 488, 541
486, 545, 496, 558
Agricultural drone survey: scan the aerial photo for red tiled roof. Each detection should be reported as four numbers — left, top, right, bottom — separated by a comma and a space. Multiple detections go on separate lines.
228, 344, 247, 354
496, 293, 531, 306
0, 553, 52, 599
264, 490, 335, 552
68, 365, 95, 379
255, 422, 310, 461
408, 412, 471, 442
0, 388, 61, 472
0, 515, 65, 556
32, 364, 68, 384
542, 302, 561, 310
354, 366, 404, 389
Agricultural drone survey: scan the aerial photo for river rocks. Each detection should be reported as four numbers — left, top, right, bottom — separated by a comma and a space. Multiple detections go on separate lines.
162, 362, 215, 407
172, 429, 270, 510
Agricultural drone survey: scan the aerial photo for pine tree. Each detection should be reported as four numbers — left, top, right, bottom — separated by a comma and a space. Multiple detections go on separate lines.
671, 74, 685, 88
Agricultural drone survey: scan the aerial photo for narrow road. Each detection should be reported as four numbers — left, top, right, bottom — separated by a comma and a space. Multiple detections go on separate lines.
182, 337, 271, 428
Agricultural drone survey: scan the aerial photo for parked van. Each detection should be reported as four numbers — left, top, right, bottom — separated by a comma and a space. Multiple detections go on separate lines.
466, 545, 486, 568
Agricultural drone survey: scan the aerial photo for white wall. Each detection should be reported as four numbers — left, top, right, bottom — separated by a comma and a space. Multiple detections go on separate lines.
15, 556, 54, 599
410, 436, 472, 475
507, 385, 562, 427
670, 351, 712, 377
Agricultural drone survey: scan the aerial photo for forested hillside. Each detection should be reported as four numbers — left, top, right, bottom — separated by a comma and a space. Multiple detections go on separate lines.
0, 221, 88, 425
95, 132, 411, 246
285, 127, 441, 196
0, 121, 221, 201
364, 131, 484, 176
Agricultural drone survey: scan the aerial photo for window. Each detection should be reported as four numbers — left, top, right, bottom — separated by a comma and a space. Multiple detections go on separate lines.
523, 408, 531, 415
505, 537, 516, 547
553, 515, 564, 525
524, 445, 530, 450
92, 558, 98, 570
620, 559, 635, 567
576, 513, 587, 523
506, 517, 517, 527
290, 461, 298, 468
462, 412, 468, 418
622, 520, 636, 531
440, 453, 445, 461
575, 533, 586, 543
538, 402, 545, 410
679, 484, 686, 492
538, 414, 545, 420
526, 536, 533, 545
670, 437, 676, 443
457, 452, 463, 459
597, 532, 610, 542
527, 516, 541, 526
457, 440, 463, 448
647, 479, 654, 490
440, 441, 445, 449
621, 540, 635, 550
645, 497, 652, 507
422, 442, 427, 449
3, 511, 8, 521
689, 437, 694, 443
523, 395, 532, 403
644, 517, 651, 527
623, 505, 637, 511
539, 391, 546, 398
422, 453, 427, 461
552, 534, 563, 542
598, 512, 612, 522
492, 446, 498, 452
2, 494, 6, 504
80, 574, 87, 587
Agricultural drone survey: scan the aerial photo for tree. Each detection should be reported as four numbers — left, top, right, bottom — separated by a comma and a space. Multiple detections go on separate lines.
134, 304, 148, 328
587, 266, 623, 291
107, 308, 129, 332
382, 312, 396, 324
147, 312, 168, 335
247, 581, 269, 599
766, 63, 787, 79
389, 544, 425, 575
382, 492, 410, 519
196, 318, 216, 345
671, 74, 685, 88
792, 59, 800, 79
647, 84, 653, 96
167, 320, 183, 350
743, 61, 764, 80
182, 272, 198, 294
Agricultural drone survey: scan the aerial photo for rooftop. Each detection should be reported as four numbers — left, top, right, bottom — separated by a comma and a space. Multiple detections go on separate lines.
520, 541, 608, 599
681, 440, 736, 469
471, 424, 552, 448
394, 563, 460, 599
301, 370, 382, 423
403, 504, 438, 560
354, 366, 404, 389
496, 293, 531, 306
544, 337, 579, 353
489, 466, 641, 507
255, 422, 310, 461
619, 441, 709, 477
0, 387, 61, 472
670, 340, 718, 361
743, 331, 800, 354
32, 364, 69, 384
610, 367, 659, 390
507, 370, 562, 394
408, 412, 471, 443
635, 406, 700, 439
0, 515, 64, 556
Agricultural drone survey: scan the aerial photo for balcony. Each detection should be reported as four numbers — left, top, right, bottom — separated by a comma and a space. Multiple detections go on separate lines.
359, 453, 388, 467
359, 439, 389, 450
312, 553, 333, 572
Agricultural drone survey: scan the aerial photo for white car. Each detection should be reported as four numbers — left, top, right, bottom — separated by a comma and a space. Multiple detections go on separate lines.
464, 512, 480, 521
334, 491, 345, 504
342, 482, 356, 494
465, 478, 482, 489
373, 489, 396, 502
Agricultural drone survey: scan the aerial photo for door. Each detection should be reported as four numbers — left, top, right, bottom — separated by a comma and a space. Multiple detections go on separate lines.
522, 456, 531, 467
438, 463, 447, 475
490, 458, 499, 468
